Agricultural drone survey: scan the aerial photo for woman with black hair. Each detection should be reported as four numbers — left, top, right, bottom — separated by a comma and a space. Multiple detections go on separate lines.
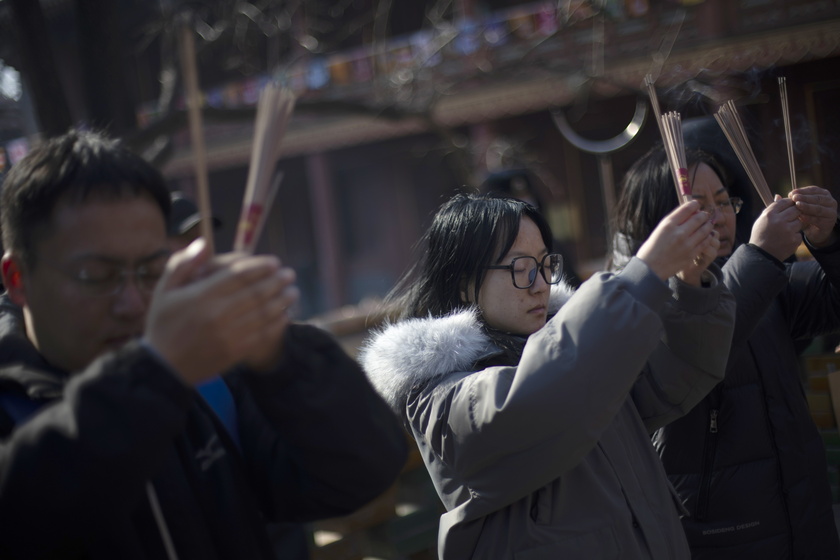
360, 192, 735, 559
611, 145, 840, 559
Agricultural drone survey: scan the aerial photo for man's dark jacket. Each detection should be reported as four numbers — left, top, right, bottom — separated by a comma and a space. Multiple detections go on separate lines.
0, 297, 408, 559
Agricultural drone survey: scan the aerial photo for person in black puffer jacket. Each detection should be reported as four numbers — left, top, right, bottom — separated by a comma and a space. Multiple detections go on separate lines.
611, 142, 840, 559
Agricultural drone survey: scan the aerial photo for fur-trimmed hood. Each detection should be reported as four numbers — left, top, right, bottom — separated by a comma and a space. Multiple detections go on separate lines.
359, 282, 575, 413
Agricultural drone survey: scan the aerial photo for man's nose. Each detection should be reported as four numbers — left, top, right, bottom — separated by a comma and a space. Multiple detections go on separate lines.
112, 275, 148, 316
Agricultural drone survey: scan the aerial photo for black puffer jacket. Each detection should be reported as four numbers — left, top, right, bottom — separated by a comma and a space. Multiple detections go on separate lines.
654, 241, 840, 559
0, 297, 408, 559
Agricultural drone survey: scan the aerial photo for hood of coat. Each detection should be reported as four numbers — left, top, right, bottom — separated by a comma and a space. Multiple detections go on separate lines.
359, 281, 575, 414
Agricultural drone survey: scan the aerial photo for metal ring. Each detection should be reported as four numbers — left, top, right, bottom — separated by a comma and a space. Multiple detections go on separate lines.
551, 97, 648, 155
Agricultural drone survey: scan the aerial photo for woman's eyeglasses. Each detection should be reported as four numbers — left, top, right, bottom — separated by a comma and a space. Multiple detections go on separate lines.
485, 253, 564, 289
700, 197, 743, 215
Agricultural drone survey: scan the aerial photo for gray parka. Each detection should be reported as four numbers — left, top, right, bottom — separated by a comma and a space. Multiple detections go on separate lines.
361, 258, 736, 559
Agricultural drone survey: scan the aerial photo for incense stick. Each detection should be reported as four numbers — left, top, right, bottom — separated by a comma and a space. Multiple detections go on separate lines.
234, 84, 296, 253
248, 172, 284, 254
177, 23, 215, 253
644, 76, 692, 204
660, 111, 693, 204
714, 100, 775, 206
778, 77, 797, 190
644, 74, 666, 141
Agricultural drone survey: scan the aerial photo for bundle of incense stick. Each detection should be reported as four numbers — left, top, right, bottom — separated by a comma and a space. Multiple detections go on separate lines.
250, 171, 284, 252
713, 100, 775, 207
778, 77, 797, 190
644, 75, 691, 203
660, 111, 693, 203
234, 84, 296, 253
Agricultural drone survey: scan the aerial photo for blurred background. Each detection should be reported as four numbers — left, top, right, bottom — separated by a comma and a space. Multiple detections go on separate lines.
1, 0, 838, 320
1, 1, 840, 557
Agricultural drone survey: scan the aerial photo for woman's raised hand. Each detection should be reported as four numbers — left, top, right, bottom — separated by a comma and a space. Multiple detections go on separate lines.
636, 201, 718, 284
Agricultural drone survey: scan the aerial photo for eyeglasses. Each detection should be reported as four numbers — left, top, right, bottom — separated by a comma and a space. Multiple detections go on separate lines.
64, 253, 171, 297
485, 253, 564, 289
700, 197, 742, 215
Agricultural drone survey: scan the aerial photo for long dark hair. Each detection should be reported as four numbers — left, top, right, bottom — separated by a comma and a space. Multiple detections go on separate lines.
388, 193, 555, 366
609, 144, 730, 267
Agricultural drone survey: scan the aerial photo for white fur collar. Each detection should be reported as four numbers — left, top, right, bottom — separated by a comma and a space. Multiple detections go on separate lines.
359, 281, 575, 413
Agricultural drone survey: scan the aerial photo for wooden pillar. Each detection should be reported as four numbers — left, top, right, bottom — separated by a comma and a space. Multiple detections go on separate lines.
560, 138, 591, 260
7, 0, 73, 136
306, 152, 343, 310
598, 155, 616, 222
469, 122, 494, 181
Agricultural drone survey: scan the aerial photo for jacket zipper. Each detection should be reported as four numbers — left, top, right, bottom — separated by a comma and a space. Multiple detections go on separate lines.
709, 409, 719, 434
695, 388, 721, 521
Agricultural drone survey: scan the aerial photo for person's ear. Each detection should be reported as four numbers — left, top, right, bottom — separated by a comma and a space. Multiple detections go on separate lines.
2, 255, 27, 307
459, 277, 473, 304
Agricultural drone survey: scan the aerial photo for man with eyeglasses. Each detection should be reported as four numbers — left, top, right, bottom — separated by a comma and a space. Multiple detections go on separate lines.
0, 129, 407, 559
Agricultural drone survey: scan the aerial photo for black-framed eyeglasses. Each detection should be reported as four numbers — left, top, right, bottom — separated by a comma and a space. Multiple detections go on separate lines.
701, 197, 742, 215
485, 253, 564, 289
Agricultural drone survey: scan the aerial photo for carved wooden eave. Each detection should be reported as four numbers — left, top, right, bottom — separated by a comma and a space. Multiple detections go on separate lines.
161, 17, 840, 179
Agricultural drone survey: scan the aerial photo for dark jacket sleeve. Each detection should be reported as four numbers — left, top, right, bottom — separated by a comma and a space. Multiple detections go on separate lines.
784, 233, 840, 340
724, 234, 840, 344
229, 323, 408, 523
720, 244, 789, 348
0, 343, 194, 557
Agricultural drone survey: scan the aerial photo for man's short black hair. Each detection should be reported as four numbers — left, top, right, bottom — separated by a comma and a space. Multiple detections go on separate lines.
0, 129, 171, 268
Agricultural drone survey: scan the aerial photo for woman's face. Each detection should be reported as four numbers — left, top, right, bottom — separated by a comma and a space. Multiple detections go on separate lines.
690, 162, 738, 257
475, 217, 552, 336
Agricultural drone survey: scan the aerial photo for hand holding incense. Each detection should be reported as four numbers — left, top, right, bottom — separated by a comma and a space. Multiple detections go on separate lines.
234, 84, 296, 254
